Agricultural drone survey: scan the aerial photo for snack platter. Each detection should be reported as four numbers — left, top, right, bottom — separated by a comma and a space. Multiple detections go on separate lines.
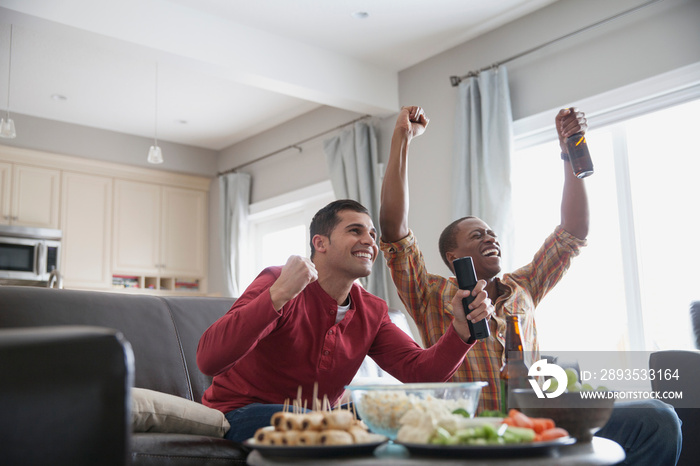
396, 436, 576, 459
244, 435, 387, 459
244, 404, 389, 458
244, 384, 576, 460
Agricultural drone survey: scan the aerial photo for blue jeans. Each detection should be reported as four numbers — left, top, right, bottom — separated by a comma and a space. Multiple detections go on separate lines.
596, 399, 682, 466
225, 404, 305, 443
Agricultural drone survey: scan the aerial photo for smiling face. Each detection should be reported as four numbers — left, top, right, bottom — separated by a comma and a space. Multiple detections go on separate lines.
444, 217, 502, 280
313, 209, 378, 280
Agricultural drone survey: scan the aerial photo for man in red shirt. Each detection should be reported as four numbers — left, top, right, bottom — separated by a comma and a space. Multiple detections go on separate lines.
197, 199, 493, 442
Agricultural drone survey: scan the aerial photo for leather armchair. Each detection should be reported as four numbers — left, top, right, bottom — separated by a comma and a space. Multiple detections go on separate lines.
0, 326, 133, 466
649, 350, 700, 466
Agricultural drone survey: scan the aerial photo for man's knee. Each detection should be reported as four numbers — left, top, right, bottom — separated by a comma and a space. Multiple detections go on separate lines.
601, 399, 681, 443
640, 399, 682, 432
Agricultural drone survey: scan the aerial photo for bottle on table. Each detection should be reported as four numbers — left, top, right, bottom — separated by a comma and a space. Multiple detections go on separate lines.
500, 314, 530, 414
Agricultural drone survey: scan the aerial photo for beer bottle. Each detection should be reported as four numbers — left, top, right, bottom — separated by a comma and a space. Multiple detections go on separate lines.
500, 314, 530, 414
564, 132, 594, 178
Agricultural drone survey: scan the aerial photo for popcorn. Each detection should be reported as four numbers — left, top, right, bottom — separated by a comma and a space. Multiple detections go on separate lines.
357, 390, 475, 436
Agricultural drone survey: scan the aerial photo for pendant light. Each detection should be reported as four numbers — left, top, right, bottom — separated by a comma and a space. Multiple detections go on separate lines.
0, 25, 16, 139
147, 61, 163, 163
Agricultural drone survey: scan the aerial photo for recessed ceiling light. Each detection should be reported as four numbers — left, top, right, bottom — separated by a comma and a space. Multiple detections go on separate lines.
176, 119, 188, 125
51, 94, 67, 101
352, 11, 369, 20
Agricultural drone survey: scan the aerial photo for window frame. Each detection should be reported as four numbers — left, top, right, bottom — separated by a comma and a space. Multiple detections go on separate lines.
241, 181, 335, 291
512, 63, 700, 351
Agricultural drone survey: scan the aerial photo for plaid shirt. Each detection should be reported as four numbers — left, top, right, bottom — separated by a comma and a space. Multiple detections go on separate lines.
380, 226, 586, 412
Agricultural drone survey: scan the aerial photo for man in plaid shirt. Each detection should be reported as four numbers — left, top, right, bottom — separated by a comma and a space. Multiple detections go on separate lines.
379, 106, 681, 465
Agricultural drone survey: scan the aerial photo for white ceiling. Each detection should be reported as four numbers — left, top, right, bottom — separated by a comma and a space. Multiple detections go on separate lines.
0, 0, 557, 151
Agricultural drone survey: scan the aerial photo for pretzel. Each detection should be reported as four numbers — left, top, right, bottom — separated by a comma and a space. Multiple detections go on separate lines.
271, 412, 289, 431
348, 425, 371, 443
321, 410, 354, 431
279, 430, 301, 446
272, 412, 305, 431
254, 427, 271, 444
265, 431, 287, 446
318, 429, 354, 445
297, 431, 321, 446
300, 412, 325, 431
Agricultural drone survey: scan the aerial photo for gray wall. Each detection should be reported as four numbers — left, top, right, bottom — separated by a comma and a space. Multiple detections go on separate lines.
393, 0, 700, 280
1, 113, 218, 177
218, 106, 364, 204
3, 0, 699, 301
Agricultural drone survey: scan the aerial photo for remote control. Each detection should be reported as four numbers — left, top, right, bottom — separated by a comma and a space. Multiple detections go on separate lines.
453, 257, 490, 340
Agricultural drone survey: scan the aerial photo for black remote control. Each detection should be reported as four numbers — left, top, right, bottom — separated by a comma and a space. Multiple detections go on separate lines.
453, 257, 490, 340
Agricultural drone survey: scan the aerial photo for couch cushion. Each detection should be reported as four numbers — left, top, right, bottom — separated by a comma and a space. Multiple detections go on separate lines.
131, 433, 248, 466
132, 388, 229, 437
0, 287, 193, 399
162, 296, 235, 403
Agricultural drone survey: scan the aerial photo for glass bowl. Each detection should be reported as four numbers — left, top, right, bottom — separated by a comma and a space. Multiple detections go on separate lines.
345, 382, 488, 439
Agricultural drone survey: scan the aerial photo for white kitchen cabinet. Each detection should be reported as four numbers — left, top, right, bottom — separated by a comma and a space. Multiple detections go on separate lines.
112, 179, 207, 291
0, 162, 60, 228
60, 172, 113, 289
0, 162, 10, 225
2, 146, 210, 295
161, 186, 207, 278
113, 179, 162, 276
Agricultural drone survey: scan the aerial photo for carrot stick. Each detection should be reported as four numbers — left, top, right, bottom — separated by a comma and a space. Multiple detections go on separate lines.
508, 410, 535, 429
502, 417, 517, 426
538, 427, 569, 441
531, 417, 556, 433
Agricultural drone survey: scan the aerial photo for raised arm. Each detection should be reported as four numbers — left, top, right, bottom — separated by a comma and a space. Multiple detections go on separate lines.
197, 256, 317, 376
379, 106, 429, 242
556, 108, 590, 240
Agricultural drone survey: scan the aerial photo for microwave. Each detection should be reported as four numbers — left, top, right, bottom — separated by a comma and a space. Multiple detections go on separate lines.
0, 224, 62, 282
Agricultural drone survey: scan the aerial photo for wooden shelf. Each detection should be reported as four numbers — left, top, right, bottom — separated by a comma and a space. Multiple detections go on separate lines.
112, 275, 203, 294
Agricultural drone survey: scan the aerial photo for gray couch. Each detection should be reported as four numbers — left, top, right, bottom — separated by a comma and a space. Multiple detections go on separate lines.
0, 286, 246, 466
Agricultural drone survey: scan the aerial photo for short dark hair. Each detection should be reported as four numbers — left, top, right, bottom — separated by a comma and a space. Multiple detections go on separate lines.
309, 199, 370, 259
438, 216, 474, 270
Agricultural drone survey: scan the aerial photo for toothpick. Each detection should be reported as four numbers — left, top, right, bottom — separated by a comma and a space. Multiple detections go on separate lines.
296, 385, 304, 415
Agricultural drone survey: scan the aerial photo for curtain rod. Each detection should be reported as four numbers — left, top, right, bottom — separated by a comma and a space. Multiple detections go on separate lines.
449, 0, 664, 86
218, 114, 372, 176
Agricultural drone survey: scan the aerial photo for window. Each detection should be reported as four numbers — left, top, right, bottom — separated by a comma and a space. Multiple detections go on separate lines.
254, 216, 307, 272
240, 182, 335, 292
511, 97, 700, 353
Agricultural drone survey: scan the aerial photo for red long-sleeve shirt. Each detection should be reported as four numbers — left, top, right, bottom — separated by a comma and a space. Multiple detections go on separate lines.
197, 266, 473, 413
